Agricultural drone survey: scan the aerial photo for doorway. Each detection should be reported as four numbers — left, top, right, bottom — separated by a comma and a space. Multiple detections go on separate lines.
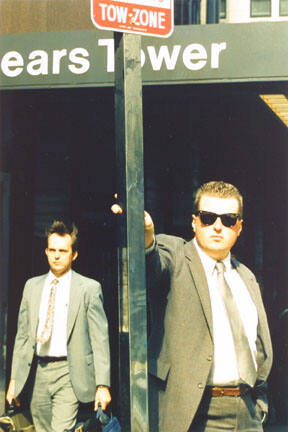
1, 81, 287, 423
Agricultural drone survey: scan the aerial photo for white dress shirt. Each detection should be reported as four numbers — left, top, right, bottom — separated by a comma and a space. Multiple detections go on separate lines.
36, 270, 71, 357
193, 239, 258, 385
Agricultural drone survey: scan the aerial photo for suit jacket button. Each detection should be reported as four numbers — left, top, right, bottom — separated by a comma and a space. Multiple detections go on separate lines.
207, 355, 212, 361
198, 383, 204, 389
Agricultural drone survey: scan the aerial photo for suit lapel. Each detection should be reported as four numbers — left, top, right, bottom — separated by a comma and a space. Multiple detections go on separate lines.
30, 275, 46, 338
232, 258, 271, 368
184, 240, 213, 338
231, 258, 258, 305
67, 271, 82, 341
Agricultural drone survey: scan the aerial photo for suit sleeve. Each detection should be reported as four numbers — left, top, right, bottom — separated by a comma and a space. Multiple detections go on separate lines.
146, 234, 183, 301
86, 282, 111, 387
11, 282, 30, 381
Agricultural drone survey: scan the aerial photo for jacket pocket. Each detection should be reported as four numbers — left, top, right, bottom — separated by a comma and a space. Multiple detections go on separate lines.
149, 358, 170, 381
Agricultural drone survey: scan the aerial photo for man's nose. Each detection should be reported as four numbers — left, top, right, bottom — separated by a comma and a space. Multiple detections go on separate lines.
55, 251, 60, 259
213, 217, 223, 230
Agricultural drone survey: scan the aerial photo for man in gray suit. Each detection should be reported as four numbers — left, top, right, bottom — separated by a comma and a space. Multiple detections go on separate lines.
145, 181, 273, 432
6, 220, 111, 432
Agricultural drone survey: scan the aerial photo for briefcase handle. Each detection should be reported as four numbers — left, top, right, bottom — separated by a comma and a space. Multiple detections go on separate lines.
96, 406, 111, 425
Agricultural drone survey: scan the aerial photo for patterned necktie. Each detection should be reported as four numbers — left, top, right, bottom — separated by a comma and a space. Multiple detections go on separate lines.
37, 278, 59, 344
215, 261, 257, 387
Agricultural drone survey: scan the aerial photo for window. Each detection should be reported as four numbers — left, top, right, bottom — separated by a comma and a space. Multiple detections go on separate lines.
251, 0, 271, 16
280, 0, 288, 15
220, 0, 226, 18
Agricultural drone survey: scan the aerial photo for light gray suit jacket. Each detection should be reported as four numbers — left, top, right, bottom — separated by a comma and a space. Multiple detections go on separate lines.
11, 270, 110, 403
147, 235, 273, 432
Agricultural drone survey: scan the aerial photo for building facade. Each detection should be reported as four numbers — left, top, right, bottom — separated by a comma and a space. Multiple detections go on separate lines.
0, 0, 287, 429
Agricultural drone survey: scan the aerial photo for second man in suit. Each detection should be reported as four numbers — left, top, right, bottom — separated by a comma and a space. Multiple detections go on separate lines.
7, 220, 111, 432
145, 181, 273, 432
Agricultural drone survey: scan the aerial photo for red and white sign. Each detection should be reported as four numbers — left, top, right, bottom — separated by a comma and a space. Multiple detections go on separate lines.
91, 0, 174, 38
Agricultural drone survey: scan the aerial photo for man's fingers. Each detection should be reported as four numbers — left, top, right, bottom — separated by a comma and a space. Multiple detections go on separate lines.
6, 395, 20, 407
94, 387, 112, 411
14, 397, 21, 407
111, 204, 123, 214
144, 211, 154, 228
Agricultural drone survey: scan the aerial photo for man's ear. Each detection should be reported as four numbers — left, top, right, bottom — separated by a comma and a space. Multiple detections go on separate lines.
191, 215, 196, 231
237, 220, 243, 237
72, 251, 78, 261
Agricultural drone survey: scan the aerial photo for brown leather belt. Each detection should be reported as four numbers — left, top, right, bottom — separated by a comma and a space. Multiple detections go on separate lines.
206, 385, 250, 397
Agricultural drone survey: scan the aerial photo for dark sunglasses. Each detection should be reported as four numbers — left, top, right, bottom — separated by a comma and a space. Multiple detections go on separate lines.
195, 210, 241, 227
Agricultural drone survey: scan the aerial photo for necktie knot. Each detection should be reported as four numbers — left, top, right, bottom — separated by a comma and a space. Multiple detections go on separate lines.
215, 261, 225, 275
52, 278, 59, 286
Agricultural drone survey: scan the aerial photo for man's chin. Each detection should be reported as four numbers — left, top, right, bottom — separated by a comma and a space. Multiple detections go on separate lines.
51, 267, 63, 276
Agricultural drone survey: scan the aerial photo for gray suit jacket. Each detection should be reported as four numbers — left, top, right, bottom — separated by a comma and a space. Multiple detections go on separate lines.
11, 270, 110, 403
147, 234, 273, 432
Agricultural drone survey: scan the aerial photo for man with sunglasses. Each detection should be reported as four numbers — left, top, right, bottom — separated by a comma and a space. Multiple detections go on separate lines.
145, 181, 272, 432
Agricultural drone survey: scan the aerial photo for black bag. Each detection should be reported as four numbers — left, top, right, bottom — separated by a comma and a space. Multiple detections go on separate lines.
0, 405, 35, 432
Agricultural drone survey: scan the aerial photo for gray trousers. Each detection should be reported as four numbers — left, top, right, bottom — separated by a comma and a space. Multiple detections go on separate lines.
30, 359, 79, 432
149, 375, 264, 432
189, 391, 264, 431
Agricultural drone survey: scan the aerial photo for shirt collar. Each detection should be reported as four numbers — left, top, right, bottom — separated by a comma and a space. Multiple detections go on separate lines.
47, 269, 72, 284
193, 238, 231, 275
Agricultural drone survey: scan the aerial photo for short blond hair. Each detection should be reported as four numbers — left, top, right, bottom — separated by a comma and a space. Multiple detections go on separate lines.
194, 181, 243, 217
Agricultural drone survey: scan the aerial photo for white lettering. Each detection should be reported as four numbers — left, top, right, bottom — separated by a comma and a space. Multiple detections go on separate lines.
149, 11, 158, 28
140, 49, 146, 67
158, 12, 165, 29
107, 5, 116, 21
140, 10, 149, 26
68, 48, 90, 74
98, 38, 115, 73
0, 39, 228, 79
116, 6, 128, 23
27, 50, 48, 75
182, 43, 207, 70
147, 45, 181, 71
1, 51, 24, 77
99, 3, 108, 20
133, 8, 140, 25
100, 4, 128, 23
211, 42, 227, 68
52, 49, 67, 74
132, 8, 166, 29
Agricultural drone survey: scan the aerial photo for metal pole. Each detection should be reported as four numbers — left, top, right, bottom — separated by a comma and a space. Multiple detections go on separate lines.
114, 32, 149, 432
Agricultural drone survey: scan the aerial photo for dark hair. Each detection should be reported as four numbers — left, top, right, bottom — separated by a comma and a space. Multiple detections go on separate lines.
46, 220, 78, 251
194, 181, 243, 217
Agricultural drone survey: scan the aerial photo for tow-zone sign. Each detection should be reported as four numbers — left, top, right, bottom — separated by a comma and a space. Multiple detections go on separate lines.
91, 0, 174, 38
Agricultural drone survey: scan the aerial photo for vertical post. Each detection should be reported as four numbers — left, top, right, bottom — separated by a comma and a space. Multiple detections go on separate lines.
114, 32, 149, 432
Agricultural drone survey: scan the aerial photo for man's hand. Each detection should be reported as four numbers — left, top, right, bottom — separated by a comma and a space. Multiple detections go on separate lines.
6, 380, 20, 407
94, 386, 112, 411
144, 211, 155, 249
111, 205, 155, 249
